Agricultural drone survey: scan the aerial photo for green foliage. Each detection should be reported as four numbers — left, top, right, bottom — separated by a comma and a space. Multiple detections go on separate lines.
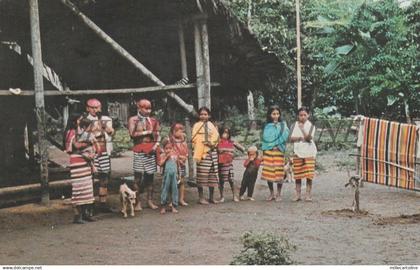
305, 0, 419, 120
228, 0, 419, 121
226, 0, 297, 111
111, 128, 132, 157
231, 231, 296, 265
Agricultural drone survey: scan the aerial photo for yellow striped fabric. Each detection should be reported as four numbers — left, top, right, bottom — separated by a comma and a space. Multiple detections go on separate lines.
293, 156, 315, 180
361, 118, 418, 190
261, 149, 285, 182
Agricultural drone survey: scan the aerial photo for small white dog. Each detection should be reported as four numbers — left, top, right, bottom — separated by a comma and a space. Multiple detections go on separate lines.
284, 158, 294, 183
119, 181, 136, 218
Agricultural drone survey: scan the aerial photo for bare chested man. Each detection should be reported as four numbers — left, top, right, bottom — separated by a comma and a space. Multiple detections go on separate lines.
127, 99, 160, 210
85, 98, 115, 213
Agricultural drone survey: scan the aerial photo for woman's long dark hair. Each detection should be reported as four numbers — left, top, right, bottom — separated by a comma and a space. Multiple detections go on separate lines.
265, 105, 282, 124
62, 113, 80, 149
219, 126, 232, 140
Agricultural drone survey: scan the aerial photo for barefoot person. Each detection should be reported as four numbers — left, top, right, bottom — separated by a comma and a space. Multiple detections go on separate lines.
65, 115, 97, 224
192, 107, 220, 204
217, 127, 245, 203
261, 106, 289, 201
128, 99, 160, 210
169, 123, 189, 206
158, 139, 179, 214
289, 106, 317, 201
85, 98, 115, 213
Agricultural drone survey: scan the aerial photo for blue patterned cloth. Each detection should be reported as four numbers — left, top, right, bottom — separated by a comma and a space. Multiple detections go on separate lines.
261, 121, 289, 152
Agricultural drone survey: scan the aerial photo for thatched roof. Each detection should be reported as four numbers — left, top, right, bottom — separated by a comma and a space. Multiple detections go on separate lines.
0, 0, 284, 185
0, 0, 282, 94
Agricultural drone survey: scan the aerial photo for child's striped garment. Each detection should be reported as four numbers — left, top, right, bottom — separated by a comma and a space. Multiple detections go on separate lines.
293, 156, 315, 180
261, 149, 285, 182
360, 117, 418, 190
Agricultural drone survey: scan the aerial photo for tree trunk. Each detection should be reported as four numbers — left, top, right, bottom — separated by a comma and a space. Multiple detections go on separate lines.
247, 90, 255, 120
404, 99, 412, 124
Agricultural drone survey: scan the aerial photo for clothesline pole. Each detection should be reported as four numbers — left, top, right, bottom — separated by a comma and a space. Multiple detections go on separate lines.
349, 154, 417, 172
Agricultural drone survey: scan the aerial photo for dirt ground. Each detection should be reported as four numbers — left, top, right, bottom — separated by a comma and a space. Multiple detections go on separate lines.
0, 151, 419, 265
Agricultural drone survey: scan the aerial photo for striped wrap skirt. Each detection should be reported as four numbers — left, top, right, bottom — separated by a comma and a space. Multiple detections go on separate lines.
293, 156, 315, 180
261, 149, 285, 182
219, 163, 234, 183
70, 154, 95, 206
133, 152, 157, 174
94, 152, 111, 173
196, 150, 219, 188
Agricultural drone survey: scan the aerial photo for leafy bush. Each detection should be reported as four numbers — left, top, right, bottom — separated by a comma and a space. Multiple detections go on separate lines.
231, 232, 296, 265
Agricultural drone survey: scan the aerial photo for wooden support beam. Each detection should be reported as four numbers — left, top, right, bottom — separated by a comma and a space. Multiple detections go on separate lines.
0, 83, 220, 96
200, 19, 211, 110
29, 0, 49, 204
184, 117, 197, 187
2, 41, 68, 91
59, 0, 195, 115
178, 21, 188, 79
193, 20, 205, 109
296, 0, 302, 109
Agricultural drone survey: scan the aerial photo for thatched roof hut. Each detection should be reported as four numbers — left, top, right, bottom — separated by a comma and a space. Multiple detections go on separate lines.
0, 0, 283, 188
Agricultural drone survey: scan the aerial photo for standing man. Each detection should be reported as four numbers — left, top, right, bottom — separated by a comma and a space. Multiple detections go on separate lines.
128, 99, 160, 210
85, 98, 115, 212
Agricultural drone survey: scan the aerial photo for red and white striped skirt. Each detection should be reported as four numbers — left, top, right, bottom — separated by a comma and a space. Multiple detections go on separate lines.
70, 154, 95, 206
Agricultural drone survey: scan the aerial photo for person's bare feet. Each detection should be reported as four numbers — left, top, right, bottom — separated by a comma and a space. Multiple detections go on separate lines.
199, 198, 209, 205
240, 196, 246, 201
148, 200, 158, 210
218, 197, 225, 203
293, 196, 301, 202
179, 200, 189, 206
160, 207, 166, 214
134, 203, 142, 212
171, 207, 178, 213
209, 199, 219, 204
233, 196, 239, 202
275, 194, 282, 202
305, 196, 313, 202
249, 197, 255, 201
266, 194, 275, 201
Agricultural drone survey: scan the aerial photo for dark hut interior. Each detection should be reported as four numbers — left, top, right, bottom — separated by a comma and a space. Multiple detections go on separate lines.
0, 0, 283, 188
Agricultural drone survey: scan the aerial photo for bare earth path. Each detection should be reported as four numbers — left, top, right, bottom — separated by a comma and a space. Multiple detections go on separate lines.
0, 151, 419, 265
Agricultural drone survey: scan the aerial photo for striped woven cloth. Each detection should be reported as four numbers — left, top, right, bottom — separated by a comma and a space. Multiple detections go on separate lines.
360, 118, 418, 190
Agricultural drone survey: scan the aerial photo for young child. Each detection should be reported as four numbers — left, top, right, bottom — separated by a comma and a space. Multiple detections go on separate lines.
289, 106, 317, 201
192, 107, 220, 204
217, 127, 245, 202
169, 123, 189, 206
159, 139, 179, 214
239, 146, 262, 201
77, 117, 100, 171
261, 105, 290, 201
64, 115, 97, 224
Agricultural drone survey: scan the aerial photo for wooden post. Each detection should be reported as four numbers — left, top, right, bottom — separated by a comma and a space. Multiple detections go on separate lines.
0, 83, 220, 96
29, 0, 49, 204
184, 117, 197, 187
193, 20, 205, 109
200, 19, 211, 110
178, 21, 188, 79
59, 0, 195, 115
296, 0, 302, 109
